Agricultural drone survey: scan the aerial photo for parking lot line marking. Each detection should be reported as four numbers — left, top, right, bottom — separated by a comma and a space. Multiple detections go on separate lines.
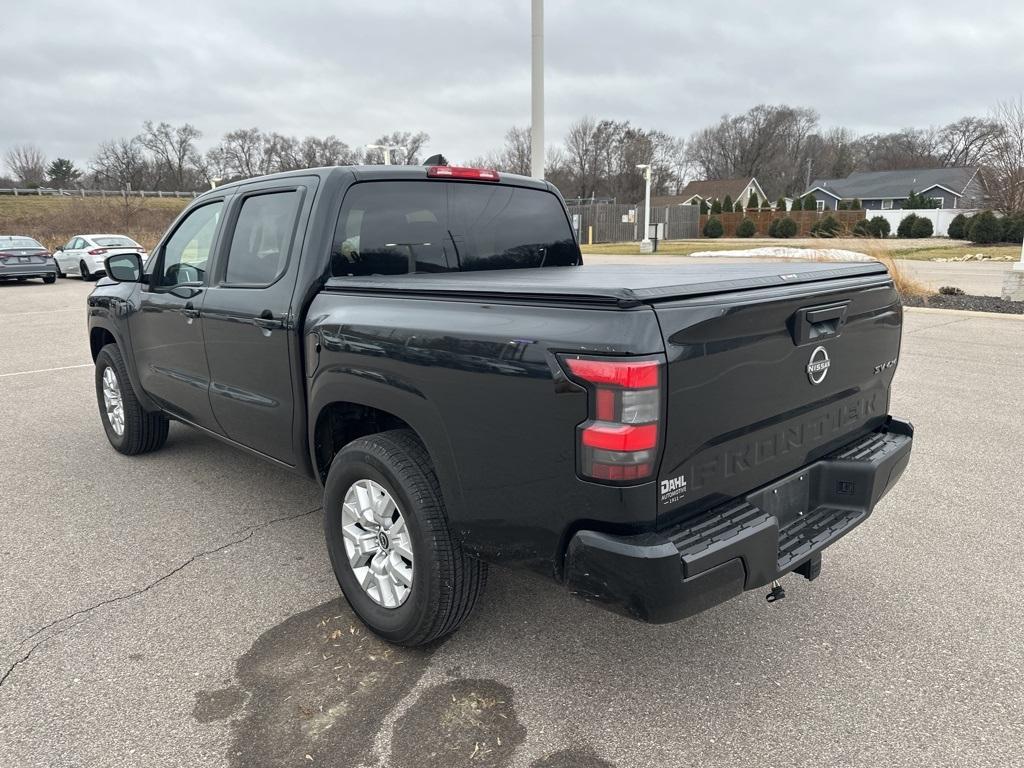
0, 363, 92, 378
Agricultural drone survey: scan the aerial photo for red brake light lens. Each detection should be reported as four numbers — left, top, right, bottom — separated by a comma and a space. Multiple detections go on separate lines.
427, 165, 500, 181
561, 355, 664, 485
88, 248, 109, 256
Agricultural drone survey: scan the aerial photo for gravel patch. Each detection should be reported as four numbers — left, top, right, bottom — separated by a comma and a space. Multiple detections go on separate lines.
902, 293, 1024, 314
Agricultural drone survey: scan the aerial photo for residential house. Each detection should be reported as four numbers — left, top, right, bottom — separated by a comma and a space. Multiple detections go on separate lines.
803, 167, 984, 211
651, 177, 769, 209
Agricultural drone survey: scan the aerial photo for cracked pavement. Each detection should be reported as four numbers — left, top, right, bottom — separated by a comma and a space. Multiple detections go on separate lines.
2, 278, 1022, 767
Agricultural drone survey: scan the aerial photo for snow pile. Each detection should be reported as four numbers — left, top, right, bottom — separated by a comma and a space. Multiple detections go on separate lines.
689, 247, 874, 262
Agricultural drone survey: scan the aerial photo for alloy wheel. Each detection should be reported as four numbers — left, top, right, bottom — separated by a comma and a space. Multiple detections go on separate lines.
340, 479, 414, 608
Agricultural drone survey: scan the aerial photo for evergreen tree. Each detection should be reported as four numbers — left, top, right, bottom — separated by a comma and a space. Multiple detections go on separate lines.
721, 194, 733, 213
710, 198, 722, 215
747, 192, 759, 210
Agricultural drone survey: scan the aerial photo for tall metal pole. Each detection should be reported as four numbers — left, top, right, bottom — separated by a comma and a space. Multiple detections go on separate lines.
531, 0, 544, 179
638, 164, 653, 253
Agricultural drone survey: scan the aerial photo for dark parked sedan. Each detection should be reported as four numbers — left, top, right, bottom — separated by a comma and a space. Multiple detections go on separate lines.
0, 236, 57, 283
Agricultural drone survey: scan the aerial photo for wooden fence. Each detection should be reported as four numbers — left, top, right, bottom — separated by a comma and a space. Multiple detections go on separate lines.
699, 210, 867, 237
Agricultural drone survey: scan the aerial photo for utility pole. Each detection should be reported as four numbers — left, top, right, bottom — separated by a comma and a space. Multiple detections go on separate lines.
531, 0, 544, 179
637, 164, 653, 253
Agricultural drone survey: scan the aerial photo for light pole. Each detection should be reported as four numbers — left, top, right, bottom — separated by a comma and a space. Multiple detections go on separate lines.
637, 164, 653, 253
530, 0, 544, 179
366, 145, 407, 165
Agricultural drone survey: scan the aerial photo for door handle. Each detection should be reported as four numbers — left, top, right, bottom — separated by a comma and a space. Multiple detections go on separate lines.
183, 301, 200, 319
253, 309, 284, 330
791, 301, 849, 345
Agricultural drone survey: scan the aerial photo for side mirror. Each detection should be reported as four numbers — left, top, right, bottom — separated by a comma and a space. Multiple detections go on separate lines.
54, 247, 63, 253
105, 252, 144, 283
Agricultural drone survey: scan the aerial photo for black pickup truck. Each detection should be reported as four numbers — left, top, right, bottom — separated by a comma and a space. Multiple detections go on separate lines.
87, 164, 913, 645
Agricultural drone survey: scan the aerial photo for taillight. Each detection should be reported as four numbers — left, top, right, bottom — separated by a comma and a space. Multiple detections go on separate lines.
88, 248, 109, 256
561, 355, 663, 483
426, 165, 500, 181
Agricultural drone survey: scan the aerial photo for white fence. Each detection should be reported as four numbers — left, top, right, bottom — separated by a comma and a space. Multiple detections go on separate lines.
866, 208, 980, 237
0, 187, 199, 199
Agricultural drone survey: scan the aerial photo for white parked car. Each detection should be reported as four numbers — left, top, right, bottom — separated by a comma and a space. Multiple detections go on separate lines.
53, 234, 148, 280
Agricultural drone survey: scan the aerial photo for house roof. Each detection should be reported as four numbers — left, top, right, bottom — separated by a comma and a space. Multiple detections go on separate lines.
806, 167, 978, 200
672, 177, 759, 203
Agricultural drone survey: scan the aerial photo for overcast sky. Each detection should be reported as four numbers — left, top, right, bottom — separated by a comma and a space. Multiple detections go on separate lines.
4, 1, 1024, 167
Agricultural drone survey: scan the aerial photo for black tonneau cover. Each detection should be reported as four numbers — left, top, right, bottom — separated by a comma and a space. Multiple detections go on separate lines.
323, 263, 890, 308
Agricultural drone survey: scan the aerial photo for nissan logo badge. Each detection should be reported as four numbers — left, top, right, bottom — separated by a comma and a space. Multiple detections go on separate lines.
807, 346, 830, 385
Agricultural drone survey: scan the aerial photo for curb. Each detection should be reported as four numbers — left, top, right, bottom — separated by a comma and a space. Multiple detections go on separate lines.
904, 306, 1024, 321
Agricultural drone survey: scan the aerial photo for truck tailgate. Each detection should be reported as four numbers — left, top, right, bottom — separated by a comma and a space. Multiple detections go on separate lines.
653, 271, 902, 522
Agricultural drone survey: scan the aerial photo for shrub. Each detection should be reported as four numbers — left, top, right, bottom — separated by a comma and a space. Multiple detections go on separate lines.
777, 217, 798, 238
802, 195, 818, 211
768, 218, 781, 237
810, 214, 841, 237
911, 216, 934, 238
852, 219, 872, 237
837, 201, 849, 210
1000, 213, 1024, 244
946, 213, 969, 239
761, 199, 771, 211
968, 210, 1002, 244
710, 198, 722, 215
736, 217, 757, 237
703, 216, 724, 238
850, 198, 862, 210
897, 214, 919, 239
867, 216, 891, 238
903, 189, 941, 209
734, 200, 744, 212
699, 199, 709, 215
747, 192, 759, 210
939, 285, 965, 296
722, 194, 733, 213
776, 196, 787, 212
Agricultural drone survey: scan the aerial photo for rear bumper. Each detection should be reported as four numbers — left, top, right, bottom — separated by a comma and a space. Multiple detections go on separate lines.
564, 417, 913, 623
0, 262, 56, 278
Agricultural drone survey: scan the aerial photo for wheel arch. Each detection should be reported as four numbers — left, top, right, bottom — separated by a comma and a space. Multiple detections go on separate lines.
308, 382, 465, 525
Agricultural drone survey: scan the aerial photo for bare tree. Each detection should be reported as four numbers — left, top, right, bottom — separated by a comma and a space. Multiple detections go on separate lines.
935, 117, 1004, 167
365, 131, 430, 164
138, 121, 203, 190
91, 138, 151, 190
206, 128, 265, 180
300, 135, 358, 167
985, 98, 1024, 213
4, 144, 47, 185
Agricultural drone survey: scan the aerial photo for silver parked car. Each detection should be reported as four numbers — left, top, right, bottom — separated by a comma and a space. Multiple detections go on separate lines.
0, 236, 57, 284
53, 234, 148, 280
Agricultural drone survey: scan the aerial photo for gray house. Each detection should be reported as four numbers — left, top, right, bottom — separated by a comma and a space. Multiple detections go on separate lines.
803, 167, 984, 211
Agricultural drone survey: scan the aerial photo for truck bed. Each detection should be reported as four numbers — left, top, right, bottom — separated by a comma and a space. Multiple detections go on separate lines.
323, 262, 890, 307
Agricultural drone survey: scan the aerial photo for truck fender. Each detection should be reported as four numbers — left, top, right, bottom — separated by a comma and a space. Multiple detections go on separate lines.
307, 369, 466, 525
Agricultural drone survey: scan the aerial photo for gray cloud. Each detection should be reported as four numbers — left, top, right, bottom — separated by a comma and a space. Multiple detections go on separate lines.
4, 0, 1023, 167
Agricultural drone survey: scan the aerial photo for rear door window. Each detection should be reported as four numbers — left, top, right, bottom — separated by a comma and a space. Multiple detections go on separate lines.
224, 190, 302, 286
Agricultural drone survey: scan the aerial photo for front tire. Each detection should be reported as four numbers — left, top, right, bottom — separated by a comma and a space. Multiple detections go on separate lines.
95, 344, 169, 455
80, 260, 92, 281
324, 430, 487, 646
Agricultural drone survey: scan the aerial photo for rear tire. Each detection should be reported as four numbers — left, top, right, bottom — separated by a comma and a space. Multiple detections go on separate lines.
80, 261, 92, 281
95, 344, 169, 455
43, 274, 56, 284
324, 429, 487, 646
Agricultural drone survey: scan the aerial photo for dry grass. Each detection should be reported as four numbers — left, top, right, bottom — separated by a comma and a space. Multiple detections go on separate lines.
857, 242, 935, 299
0, 195, 188, 251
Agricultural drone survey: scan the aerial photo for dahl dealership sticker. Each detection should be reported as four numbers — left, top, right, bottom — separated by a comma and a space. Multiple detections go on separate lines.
806, 345, 830, 385
660, 474, 688, 505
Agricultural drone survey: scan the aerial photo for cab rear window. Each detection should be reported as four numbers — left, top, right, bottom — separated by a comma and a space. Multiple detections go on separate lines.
330, 180, 578, 277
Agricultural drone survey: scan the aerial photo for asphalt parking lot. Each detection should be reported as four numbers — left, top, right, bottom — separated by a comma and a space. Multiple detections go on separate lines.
2, 277, 1022, 768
